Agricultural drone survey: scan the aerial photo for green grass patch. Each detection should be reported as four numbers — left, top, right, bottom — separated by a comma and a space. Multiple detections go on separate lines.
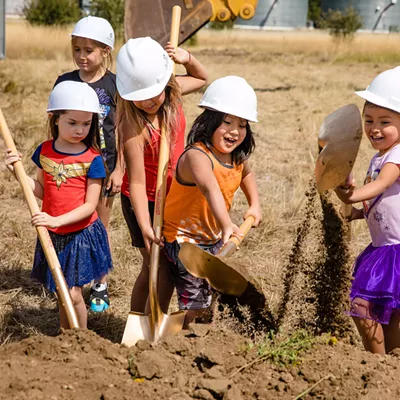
257, 330, 315, 367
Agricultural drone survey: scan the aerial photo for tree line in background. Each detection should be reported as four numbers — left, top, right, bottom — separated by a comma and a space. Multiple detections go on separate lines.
308, 0, 362, 39
23, 0, 362, 41
24, 0, 124, 37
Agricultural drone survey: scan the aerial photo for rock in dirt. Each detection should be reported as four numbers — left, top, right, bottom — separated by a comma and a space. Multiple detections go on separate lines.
205, 365, 226, 379
197, 378, 232, 397
188, 323, 211, 338
133, 350, 174, 379
193, 388, 216, 400
223, 385, 244, 400
201, 347, 224, 366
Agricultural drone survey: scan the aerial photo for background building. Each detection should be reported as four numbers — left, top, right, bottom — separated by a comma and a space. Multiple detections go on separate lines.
235, 0, 309, 30
321, 0, 400, 32
5, 0, 25, 16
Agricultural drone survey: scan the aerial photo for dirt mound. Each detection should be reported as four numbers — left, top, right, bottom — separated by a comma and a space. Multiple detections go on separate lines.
2, 325, 400, 400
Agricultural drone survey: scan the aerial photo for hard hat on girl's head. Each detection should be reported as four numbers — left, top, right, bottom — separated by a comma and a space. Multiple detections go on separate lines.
355, 67, 400, 114
47, 81, 101, 113
72, 16, 115, 50
116, 37, 173, 101
198, 76, 258, 122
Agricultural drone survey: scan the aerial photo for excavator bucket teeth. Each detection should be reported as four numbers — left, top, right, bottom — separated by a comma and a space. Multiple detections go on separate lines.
124, 0, 213, 46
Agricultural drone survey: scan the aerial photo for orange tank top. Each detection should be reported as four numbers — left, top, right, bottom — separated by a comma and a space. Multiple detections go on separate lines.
163, 143, 243, 245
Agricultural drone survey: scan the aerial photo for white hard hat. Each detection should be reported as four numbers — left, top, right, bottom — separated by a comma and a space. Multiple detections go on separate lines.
72, 16, 115, 50
198, 76, 258, 122
355, 67, 400, 114
116, 37, 173, 101
47, 81, 101, 113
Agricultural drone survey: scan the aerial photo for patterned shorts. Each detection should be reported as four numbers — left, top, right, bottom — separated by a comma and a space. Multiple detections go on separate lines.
164, 240, 222, 310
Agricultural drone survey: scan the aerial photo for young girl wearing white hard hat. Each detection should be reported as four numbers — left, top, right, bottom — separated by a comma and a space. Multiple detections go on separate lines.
163, 76, 262, 327
5, 81, 113, 329
335, 67, 400, 355
116, 36, 208, 314
54, 16, 121, 312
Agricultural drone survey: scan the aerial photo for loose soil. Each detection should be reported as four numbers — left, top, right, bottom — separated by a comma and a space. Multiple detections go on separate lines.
2, 325, 400, 400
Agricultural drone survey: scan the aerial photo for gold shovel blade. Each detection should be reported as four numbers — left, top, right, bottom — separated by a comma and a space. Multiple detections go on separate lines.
315, 104, 363, 193
121, 310, 186, 347
121, 312, 152, 347
178, 242, 249, 296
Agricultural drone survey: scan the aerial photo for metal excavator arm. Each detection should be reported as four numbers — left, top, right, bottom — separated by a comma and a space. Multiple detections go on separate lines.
124, 0, 258, 46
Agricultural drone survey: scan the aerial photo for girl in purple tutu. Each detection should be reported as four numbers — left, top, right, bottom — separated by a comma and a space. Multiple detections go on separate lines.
336, 67, 400, 354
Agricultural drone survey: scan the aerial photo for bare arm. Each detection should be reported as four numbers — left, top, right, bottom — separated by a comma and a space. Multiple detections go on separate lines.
122, 119, 158, 252
5, 150, 44, 199
31, 178, 102, 228
106, 140, 125, 194
240, 161, 262, 226
34, 168, 45, 200
335, 162, 400, 204
165, 43, 207, 95
182, 149, 233, 243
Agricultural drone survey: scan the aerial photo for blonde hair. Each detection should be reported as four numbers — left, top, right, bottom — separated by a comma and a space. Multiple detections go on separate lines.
71, 36, 113, 71
116, 75, 182, 154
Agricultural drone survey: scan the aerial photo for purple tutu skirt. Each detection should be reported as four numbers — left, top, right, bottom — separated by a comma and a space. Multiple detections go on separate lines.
350, 242, 400, 324
32, 218, 113, 292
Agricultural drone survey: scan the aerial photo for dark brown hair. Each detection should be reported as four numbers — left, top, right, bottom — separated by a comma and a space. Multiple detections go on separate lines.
187, 109, 255, 165
48, 110, 101, 153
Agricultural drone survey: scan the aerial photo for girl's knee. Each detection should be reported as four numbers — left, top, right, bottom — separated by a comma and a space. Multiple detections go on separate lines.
69, 287, 84, 306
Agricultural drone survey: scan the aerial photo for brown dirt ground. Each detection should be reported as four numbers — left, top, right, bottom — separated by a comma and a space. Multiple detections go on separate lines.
2, 325, 400, 400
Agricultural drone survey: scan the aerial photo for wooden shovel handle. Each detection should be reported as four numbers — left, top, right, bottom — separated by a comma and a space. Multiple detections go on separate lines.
0, 109, 80, 329
170, 5, 181, 75
218, 216, 255, 258
339, 172, 354, 238
149, 5, 181, 326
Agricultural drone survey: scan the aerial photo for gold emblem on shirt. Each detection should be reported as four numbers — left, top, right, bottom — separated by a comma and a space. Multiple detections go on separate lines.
40, 155, 91, 189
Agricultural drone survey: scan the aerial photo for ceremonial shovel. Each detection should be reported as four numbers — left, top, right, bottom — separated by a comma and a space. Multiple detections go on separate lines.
178, 216, 255, 297
121, 6, 186, 347
0, 109, 80, 329
315, 104, 363, 220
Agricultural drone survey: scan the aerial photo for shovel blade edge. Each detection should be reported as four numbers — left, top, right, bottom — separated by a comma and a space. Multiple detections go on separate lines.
121, 312, 153, 347
179, 243, 248, 296
156, 311, 186, 342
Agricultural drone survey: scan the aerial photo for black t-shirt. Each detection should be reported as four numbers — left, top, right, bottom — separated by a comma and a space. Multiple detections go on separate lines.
54, 70, 117, 172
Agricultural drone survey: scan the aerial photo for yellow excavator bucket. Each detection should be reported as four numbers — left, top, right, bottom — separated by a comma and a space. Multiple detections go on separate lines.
124, 0, 258, 45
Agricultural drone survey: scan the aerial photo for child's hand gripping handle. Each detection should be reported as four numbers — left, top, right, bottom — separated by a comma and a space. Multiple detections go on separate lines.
0, 109, 80, 329
340, 172, 354, 220
218, 216, 256, 258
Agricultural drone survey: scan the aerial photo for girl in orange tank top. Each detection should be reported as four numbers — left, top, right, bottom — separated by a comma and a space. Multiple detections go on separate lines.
163, 76, 262, 327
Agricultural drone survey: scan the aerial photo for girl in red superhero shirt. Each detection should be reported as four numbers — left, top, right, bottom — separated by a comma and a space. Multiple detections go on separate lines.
5, 81, 112, 329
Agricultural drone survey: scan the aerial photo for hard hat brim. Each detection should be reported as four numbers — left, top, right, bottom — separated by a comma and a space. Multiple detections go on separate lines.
46, 106, 101, 113
118, 70, 172, 102
198, 102, 258, 123
355, 90, 400, 114
71, 33, 114, 50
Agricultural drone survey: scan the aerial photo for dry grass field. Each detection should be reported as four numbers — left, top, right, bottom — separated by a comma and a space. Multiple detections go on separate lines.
2, 20, 400, 399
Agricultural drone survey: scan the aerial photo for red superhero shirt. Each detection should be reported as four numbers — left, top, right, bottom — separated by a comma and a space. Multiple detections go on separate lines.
32, 140, 106, 234
121, 105, 186, 201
